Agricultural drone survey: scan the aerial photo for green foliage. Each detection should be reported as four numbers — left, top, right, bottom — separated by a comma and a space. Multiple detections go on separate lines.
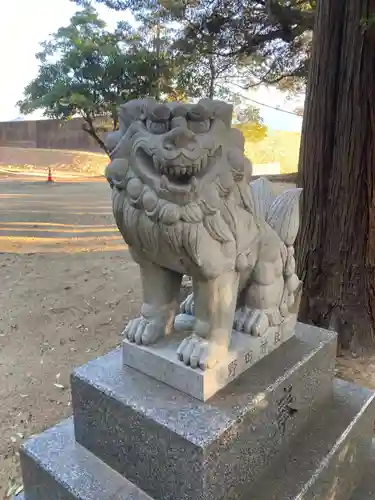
77, 0, 315, 92
244, 130, 301, 174
360, 14, 375, 32
18, 5, 177, 152
235, 122, 268, 144
235, 105, 263, 125
21, 2, 272, 153
177, 0, 314, 92
233, 105, 267, 144
72, 0, 128, 9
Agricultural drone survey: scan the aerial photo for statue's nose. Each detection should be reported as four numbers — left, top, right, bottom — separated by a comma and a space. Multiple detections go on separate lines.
163, 127, 197, 151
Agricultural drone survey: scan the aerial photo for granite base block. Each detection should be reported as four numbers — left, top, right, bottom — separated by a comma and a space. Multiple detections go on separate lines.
72, 324, 336, 500
18, 418, 152, 500
14, 440, 375, 500
123, 316, 295, 401
250, 379, 375, 500
351, 439, 375, 499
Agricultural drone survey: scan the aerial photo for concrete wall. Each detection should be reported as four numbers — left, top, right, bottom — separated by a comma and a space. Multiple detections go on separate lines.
0, 118, 103, 152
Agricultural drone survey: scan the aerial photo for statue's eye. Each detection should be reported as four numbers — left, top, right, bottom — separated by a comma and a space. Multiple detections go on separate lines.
188, 120, 210, 134
146, 119, 169, 134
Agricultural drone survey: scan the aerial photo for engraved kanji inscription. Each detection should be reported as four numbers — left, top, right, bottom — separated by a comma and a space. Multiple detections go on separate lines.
228, 360, 237, 378
276, 385, 298, 435
245, 351, 253, 364
274, 330, 282, 345
260, 339, 268, 355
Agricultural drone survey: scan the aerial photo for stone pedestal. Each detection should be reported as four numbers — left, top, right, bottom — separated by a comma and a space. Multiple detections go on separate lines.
122, 316, 296, 401
14, 323, 375, 500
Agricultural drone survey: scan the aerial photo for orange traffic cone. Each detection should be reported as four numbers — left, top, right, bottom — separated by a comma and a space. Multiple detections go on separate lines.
47, 167, 53, 183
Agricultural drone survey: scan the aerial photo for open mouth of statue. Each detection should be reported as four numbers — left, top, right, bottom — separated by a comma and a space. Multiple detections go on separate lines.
136, 146, 222, 185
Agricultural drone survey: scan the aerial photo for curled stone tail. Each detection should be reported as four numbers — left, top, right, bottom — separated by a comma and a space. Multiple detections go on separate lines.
250, 177, 302, 245
266, 188, 302, 246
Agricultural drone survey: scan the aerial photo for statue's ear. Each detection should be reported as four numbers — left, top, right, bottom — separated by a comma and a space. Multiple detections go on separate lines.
198, 99, 233, 128
118, 99, 154, 131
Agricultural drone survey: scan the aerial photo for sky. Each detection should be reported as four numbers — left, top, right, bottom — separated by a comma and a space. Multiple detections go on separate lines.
0, 0, 304, 132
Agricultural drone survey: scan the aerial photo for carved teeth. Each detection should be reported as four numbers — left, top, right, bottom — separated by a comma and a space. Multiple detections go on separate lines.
154, 157, 207, 180
191, 176, 198, 190
160, 175, 169, 190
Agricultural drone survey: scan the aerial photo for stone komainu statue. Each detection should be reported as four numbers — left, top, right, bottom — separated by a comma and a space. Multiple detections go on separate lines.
105, 98, 302, 370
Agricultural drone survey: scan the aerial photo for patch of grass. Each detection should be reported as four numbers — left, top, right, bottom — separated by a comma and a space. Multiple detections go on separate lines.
244, 130, 301, 174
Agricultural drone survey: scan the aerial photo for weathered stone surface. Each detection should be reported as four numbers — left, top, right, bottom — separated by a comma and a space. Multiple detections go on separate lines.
13, 436, 375, 500
105, 98, 303, 370
250, 379, 375, 500
351, 440, 375, 499
123, 316, 295, 400
18, 418, 152, 500
72, 324, 336, 500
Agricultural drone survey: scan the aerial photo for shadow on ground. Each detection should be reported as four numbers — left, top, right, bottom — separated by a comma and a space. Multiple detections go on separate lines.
0, 176, 123, 254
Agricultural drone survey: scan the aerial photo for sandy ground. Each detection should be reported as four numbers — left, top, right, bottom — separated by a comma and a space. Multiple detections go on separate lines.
0, 147, 107, 177
1, 171, 375, 498
0, 172, 142, 498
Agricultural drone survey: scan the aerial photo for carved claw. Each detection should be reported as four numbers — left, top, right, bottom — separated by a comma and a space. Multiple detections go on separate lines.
249, 310, 269, 336
180, 293, 195, 315
267, 308, 283, 326
177, 333, 224, 370
233, 307, 270, 337
124, 316, 165, 345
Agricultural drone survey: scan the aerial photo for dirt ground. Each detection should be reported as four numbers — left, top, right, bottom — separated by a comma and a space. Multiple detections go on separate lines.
1, 169, 375, 499
0, 171, 142, 498
0, 147, 107, 177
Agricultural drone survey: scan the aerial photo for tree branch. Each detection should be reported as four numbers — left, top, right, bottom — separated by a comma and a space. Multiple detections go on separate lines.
82, 114, 109, 154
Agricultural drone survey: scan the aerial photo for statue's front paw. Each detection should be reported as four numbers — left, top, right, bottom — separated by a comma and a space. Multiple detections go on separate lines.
124, 316, 164, 346
176, 333, 225, 370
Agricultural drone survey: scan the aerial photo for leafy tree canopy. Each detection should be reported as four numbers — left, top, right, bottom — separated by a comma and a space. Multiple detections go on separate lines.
20, 3, 268, 154
18, 5, 177, 152
72, 0, 315, 91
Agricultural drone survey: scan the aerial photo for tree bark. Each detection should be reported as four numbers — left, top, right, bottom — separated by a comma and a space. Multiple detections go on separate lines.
82, 116, 110, 156
154, 21, 162, 101
208, 54, 216, 99
297, 0, 375, 351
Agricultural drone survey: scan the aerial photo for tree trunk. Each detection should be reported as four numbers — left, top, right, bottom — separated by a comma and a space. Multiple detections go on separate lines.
82, 116, 110, 156
208, 54, 216, 99
297, 0, 375, 352
207, 35, 216, 100
154, 21, 162, 101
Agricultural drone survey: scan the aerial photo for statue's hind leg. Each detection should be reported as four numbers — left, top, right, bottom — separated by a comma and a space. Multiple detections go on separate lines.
124, 248, 182, 345
234, 231, 285, 337
234, 276, 285, 336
